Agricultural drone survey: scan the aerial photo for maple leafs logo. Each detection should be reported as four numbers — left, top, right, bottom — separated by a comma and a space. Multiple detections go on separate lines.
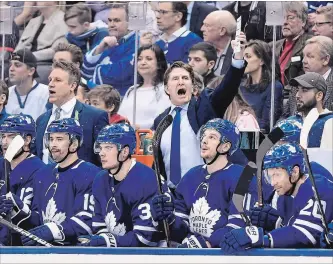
105, 211, 126, 236
189, 197, 221, 238
42, 198, 66, 225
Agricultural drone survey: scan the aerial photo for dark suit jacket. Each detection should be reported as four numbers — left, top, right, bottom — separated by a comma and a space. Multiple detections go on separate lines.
190, 2, 217, 39
153, 64, 246, 179
271, 33, 312, 90
220, 44, 234, 76
35, 100, 109, 165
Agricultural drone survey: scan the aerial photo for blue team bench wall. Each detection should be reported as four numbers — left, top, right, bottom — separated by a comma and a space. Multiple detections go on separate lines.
0, 247, 332, 256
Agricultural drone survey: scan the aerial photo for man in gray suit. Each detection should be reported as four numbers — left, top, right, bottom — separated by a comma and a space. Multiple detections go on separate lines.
283, 36, 333, 118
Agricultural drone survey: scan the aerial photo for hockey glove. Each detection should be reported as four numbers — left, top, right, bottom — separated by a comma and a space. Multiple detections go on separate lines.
0, 195, 14, 216
178, 234, 208, 248
21, 223, 64, 246
77, 233, 117, 247
320, 222, 333, 249
249, 205, 281, 232
220, 226, 264, 254
151, 194, 174, 223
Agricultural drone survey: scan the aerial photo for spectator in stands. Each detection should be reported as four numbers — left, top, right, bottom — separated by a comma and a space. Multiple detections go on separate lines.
223, 1, 266, 41
153, 32, 247, 189
201, 10, 235, 76
53, 43, 89, 104
192, 72, 205, 99
6, 49, 49, 121
15, 1, 68, 62
291, 72, 332, 149
155, 2, 202, 65
184, 2, 217, 39
64, 3, 109, 55
35, 61, 108, 165
118, 44, 170, 129
87, 84, 127, 124
0, 80, 9, 125
283, 36, 333, 117
240, 40, 283, 133
272, 2, 312, 95
188, 42, 222, 87
86, 1, 111, 24
312, 6, 333, 39
83, 3, 135, 96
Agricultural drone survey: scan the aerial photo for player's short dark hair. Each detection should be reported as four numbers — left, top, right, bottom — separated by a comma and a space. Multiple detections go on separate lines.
87, 84, 121, 115
189, 42, 218, 63
0, 80, 8, 106
54, 43, 83, 68
52, 61, 81, 94
164, 61, 195, 86
64, 3, 92, 24
171, 2, 188, 26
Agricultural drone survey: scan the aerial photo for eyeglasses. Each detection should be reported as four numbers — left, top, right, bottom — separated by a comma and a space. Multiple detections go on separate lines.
154, 9, 177, 15
314, 21, 331, 27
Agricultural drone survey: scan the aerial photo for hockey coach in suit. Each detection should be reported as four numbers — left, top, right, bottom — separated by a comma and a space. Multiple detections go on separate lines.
35, 61, 108, 165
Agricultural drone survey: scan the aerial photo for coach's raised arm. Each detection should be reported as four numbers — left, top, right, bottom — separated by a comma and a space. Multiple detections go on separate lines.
152, 33, 246, 190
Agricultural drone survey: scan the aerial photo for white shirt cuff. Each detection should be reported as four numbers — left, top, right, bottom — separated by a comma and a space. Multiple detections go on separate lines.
231, 57, 245, 69
85, 46, 103, 64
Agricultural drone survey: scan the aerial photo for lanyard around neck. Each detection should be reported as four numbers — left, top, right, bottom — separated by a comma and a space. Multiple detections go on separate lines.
15, 82, 39, 109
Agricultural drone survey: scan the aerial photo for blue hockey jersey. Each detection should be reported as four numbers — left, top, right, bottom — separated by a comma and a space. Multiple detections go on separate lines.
172, 163, 257, 247
0, 155, 45, 245
92, 160, 163, 247
26, 159, 101, 245
156, 28, 202, 65
307, 112, 333, 148
83, 32, 136, 96
267, 173, 333, 248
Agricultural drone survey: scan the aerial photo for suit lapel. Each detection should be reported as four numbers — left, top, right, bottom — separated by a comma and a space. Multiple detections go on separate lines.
187, 97, 199, 134
221, 45, 233, 75
71, 100, 83, 120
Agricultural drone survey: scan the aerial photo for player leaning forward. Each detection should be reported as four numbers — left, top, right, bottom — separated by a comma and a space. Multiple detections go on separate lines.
0, 114, 45, 246
20, 118, 101, 246
151, 118, 257, 248
78, 123, 164, 247
221, 143, 333, 252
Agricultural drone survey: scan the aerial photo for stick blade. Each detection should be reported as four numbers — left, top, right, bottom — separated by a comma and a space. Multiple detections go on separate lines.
4, 135, 24, 162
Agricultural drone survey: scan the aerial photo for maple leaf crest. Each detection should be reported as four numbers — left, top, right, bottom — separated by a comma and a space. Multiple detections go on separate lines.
105, 211, 126, 236
189, 197, 221, 238
42, 198, 66, 225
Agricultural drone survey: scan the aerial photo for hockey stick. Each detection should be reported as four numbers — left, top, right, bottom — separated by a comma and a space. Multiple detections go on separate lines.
3, 135, 25, 246
0, 216, 53, 247
256, 127, 285, 206
299, 108, 331, 246
232, 161, 257, 226
152, 114, 173, 247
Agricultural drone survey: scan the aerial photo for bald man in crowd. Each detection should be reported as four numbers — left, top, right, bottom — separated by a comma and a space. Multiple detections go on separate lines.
201, 10, 236, 76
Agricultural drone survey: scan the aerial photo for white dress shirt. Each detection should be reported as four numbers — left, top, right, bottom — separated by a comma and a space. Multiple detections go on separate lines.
160, 103, 203, 188
322, 68, 331, 80
42, 97, 77, 164
159, 26, 189, 43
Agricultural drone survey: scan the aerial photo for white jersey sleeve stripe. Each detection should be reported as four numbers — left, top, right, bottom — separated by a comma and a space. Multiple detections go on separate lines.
228, 214, 242, 220
92, 222, 107, 227
97, 228, 108, 234
294, 219, 324, 232
175, 212, 189, 219
71, 216, 93, 235
293, 224, 317, 245
226, 223, 242, 229
133, 225, 158, 232
136, 234, 158, 247
76, 212, 93, 218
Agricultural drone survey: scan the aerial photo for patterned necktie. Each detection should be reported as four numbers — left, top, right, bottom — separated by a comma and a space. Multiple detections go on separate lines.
54, 108, 61, 120
170, 107, 182, 186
